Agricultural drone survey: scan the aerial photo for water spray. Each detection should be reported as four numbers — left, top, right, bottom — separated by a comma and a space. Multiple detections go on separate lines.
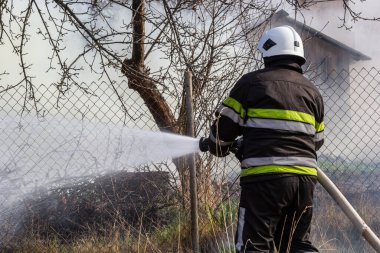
0, 114, 201, 237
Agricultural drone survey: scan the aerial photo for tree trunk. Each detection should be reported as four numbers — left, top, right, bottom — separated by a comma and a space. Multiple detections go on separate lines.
121, 0, 190, 207
121, 0, 178, 134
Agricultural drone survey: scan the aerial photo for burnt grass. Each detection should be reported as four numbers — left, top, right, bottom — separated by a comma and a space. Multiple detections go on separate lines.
2, 171, 175, 246
1, 168, 379, 252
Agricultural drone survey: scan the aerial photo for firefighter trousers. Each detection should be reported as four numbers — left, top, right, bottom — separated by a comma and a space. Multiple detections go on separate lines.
235, 175, 319, 253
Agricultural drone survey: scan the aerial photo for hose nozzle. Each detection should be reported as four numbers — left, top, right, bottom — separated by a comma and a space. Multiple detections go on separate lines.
199, 137, 210, 152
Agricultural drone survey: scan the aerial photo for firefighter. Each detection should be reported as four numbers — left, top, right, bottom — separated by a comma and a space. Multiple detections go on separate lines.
199, 25, 324, 253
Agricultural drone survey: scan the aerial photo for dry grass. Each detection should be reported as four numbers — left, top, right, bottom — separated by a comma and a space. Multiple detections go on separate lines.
1, 176, 379, 253
312, 186, 380, 253
0, 201, 237, 253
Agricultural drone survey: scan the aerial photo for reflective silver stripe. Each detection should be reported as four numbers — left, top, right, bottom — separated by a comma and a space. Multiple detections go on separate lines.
235, 207, 246, 252
246, 118, 315, 135
315, 131, 324, 142
241, 156, 317, 168
217, 106, 244, 126
209, 131, 234, 147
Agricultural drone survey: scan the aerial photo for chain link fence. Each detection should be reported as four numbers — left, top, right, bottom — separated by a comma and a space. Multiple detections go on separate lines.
311, 67, 380, 252
0, 67, 379, 250
316, 67, 380, 199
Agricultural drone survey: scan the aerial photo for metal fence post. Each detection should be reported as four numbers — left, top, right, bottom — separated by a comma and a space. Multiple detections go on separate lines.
185, 70, 200, 253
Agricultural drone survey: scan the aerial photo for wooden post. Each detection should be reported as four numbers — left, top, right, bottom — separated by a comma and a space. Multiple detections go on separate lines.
185, 70, 199, 253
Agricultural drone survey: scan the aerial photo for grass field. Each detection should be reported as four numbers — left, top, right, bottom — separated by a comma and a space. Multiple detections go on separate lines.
1, 186, 379, 253
1, 163, 379, 253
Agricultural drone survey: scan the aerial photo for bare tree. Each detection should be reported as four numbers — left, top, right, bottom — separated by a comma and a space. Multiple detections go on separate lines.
0, 0, 376, 127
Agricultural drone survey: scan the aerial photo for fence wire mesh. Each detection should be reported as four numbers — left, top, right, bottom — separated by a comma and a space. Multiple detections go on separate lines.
316, 68, 380, 195
0, 67, 379, 250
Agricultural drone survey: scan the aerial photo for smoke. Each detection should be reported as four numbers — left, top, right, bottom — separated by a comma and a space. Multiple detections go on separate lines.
283, 0, 380, 68
0, 2, 132, 87
279, 1, 380, 163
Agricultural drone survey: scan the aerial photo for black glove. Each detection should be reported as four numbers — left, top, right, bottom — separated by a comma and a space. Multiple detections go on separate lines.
199, 136, 230, 157
199, 137, 210, 152
230, 137, 243, 161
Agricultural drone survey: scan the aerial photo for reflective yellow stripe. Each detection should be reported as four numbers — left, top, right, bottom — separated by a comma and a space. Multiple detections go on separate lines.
221, 100, 323, 131
316, 121, 324, 132
247, 108, 315, 126
222, 97, 246, 118
240, 165, 317, 177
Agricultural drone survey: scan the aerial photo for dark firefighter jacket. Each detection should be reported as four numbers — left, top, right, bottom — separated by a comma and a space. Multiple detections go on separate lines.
209, 59, 325, 183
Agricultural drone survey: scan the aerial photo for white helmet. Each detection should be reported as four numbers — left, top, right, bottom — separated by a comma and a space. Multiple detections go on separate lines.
257, 26, 305, 63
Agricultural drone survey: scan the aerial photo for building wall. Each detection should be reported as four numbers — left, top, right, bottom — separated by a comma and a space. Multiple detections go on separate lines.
303, 37, 351, 74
